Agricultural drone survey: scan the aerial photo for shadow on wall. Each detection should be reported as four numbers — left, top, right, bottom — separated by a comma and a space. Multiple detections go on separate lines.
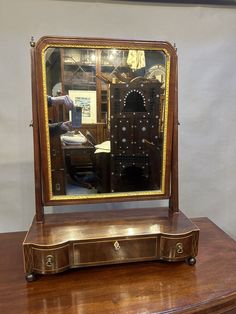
0, 161, 35, 232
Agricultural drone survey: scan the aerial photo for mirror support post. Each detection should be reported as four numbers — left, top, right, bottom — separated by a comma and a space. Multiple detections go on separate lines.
31, 46, 44, 222
169, 56, 179, 212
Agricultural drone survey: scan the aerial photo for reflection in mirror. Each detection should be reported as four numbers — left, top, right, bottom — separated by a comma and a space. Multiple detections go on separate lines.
44, 46, 167, 197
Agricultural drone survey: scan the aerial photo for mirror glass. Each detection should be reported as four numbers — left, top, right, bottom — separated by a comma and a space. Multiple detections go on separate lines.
43, 45, 169, 198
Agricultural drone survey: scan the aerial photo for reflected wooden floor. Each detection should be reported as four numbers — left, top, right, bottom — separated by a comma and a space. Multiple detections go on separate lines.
0, 218, 236, 314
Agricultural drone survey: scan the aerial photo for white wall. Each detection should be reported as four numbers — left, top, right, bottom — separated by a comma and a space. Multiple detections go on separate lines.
0, 0, 235, 239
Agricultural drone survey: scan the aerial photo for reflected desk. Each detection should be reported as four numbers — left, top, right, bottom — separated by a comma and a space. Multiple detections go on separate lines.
62, 143, 111, 193
50, 140, 95, 195
62, 143, 95, 191
1, 217, 236, 314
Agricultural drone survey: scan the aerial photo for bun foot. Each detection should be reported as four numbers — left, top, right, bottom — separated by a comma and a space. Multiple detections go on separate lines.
25, 273, 36, 282
186, 257, 196, 266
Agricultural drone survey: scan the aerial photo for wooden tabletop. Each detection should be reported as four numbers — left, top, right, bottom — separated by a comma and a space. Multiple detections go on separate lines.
0, 217, 236, 314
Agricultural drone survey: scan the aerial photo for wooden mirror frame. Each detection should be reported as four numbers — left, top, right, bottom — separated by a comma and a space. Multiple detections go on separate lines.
31, 36, 178, 222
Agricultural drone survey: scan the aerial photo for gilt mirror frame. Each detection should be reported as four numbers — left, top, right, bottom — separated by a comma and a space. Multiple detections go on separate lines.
32, 36, 178, 212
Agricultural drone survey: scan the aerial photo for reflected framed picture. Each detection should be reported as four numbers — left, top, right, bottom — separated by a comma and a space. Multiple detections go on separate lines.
68, 90, 97, 124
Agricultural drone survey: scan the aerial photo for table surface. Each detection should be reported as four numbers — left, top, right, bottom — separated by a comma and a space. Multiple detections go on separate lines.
0, 217, 236, 314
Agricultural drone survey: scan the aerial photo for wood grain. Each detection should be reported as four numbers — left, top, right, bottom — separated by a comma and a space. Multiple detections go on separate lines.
1, 218, 236, 314
23, 208, 199, 274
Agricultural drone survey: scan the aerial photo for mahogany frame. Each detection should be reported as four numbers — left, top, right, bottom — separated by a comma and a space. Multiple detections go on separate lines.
31, 36, 179, 222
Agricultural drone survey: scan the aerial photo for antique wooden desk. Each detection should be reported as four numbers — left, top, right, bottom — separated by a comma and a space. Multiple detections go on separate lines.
62, 144, 111, 193
0, 217, 235, 314
62, 143, 95, 179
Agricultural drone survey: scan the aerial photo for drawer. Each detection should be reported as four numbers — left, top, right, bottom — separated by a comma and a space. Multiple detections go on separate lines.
160, 234, 194, 260
73, 237, 157, 266
32, 245, 70, 274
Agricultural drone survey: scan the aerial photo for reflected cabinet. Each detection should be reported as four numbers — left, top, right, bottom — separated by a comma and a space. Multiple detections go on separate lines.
23, 36, 199, 281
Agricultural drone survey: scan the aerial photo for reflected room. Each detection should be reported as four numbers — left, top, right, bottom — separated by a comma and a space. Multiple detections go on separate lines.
44, 47, 167, 197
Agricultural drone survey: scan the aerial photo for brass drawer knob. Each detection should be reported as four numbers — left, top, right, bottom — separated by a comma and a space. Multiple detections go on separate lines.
114, 241, 121, 251
52, 149, 57, 157
45, 255, 55, 267
55, 183, 61, 191
176, 242, 183, 254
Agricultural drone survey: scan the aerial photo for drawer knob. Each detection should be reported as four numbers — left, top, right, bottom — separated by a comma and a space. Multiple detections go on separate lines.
176, 242, 183, 254
45, 255, 55, 267
114, 241, 120, 251
52, 149, 57, 157
55, 183, 61, 191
